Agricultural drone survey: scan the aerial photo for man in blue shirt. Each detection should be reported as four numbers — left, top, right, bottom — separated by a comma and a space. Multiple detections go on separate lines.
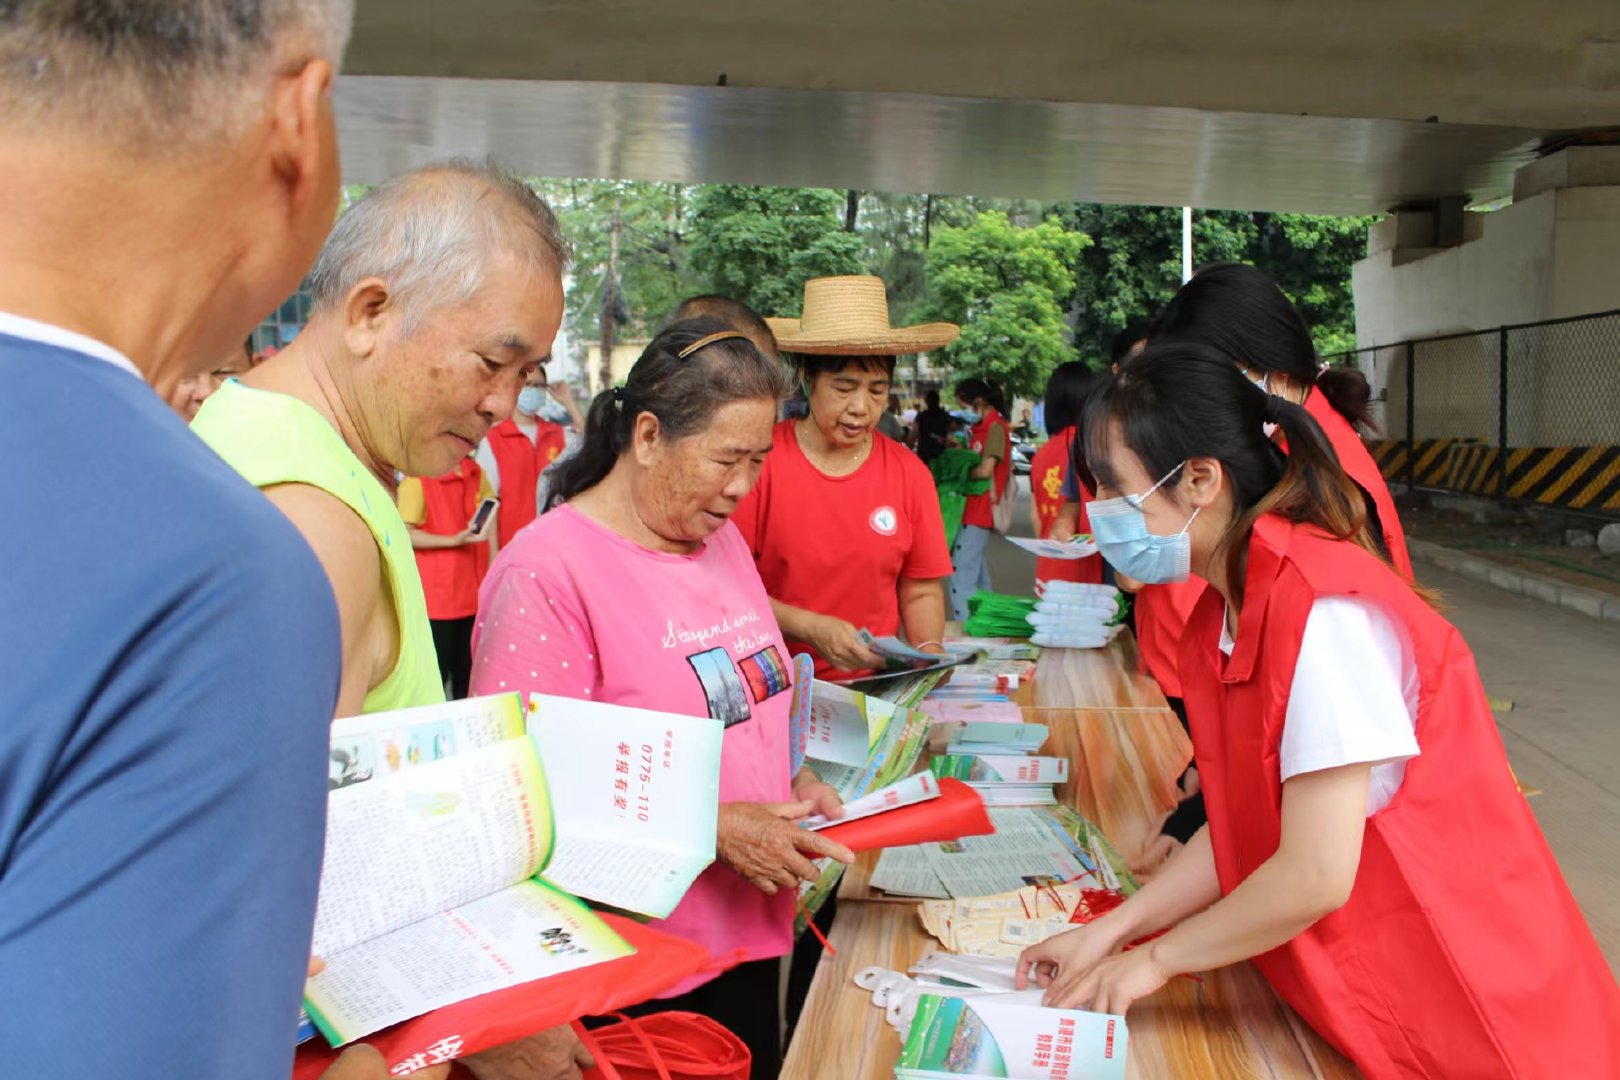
0, 5, 419, 1078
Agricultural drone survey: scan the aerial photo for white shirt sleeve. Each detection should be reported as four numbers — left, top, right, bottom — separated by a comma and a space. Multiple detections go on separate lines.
1280, 595, 1421, 816
474, 439, 500, 496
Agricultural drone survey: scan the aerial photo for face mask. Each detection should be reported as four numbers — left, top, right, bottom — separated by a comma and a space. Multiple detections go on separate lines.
1088, 461, 1200, 584
516, 386, 546, 416
957, 409, 982, 425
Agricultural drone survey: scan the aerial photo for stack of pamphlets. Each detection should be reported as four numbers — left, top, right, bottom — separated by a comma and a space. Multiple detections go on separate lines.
895, 993, 1128, 1080
790, 678, 935, 929
917, 881, 1134, 960
930, 754, 1068, 807
1025, 583, 1127, 650
870, 805, 1129, 901
946, 722, 1049, 755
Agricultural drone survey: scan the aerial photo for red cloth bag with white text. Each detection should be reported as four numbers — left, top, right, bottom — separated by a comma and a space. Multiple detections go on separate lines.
816, 777, 993, 853
292, 914, 731, 1079
575, 1012, 750, 1080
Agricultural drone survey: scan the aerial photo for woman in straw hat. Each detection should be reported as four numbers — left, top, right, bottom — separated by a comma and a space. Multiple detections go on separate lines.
733, 276, 958, 681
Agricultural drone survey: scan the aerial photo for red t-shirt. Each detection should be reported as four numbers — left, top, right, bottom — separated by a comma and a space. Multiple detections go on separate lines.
734, 420, 955, 679
1029, 427, 1100, 588
961, 409, 1012, 530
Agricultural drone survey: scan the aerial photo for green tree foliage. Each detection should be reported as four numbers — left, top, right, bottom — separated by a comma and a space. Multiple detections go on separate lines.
534, 179, 692, 342
1055, 203, 1373, 362
920, 212, 1088, 397
686, 185, 866, 317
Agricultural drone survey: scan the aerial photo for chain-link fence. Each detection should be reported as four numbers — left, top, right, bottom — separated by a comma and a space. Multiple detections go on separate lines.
1327, 309, 1620, 517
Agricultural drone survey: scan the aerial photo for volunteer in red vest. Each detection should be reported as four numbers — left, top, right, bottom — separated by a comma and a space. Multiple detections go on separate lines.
737, 276, 956, 679
399, 456, 495, 699
477, 364, 572, 548
1152, 261, 1413, 578
949, 376, 1012, 621
1017, 343, 1620, 1078
1028, 362, 1104, 593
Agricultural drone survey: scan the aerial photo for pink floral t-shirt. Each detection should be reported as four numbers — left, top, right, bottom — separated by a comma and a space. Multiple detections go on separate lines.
470, 504, 796, 993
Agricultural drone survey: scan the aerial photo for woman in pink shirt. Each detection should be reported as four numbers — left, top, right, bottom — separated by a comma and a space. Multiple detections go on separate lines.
471, 319, 853, 1080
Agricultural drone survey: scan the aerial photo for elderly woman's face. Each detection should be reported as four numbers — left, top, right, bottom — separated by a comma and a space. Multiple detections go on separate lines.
633, 398, 778, 543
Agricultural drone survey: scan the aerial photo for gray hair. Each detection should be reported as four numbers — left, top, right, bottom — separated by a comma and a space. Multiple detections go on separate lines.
307, 160, 573, 332
0, 1, 354, 142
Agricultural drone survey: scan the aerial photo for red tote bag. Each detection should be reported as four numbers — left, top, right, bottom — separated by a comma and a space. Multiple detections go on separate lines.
293, 915, 730, 1079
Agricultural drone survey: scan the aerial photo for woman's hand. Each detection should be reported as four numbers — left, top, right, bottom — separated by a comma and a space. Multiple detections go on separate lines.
1015, 915, 1127, 999
461, 1026, 594, 1080
717, 801, 855, 895
805, 615, 884, 671
793, 767, 844, 822
319, 1045, 451, 1080
1041, 943, 1175, 1015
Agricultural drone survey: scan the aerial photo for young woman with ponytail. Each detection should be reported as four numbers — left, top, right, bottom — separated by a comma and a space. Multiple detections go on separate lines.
1016, 343, 1620, 1078
1152, 261, 1413, 578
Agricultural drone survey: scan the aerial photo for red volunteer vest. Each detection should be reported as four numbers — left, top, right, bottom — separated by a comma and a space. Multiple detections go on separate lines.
961, 409, 1012, 530
1180, 515, 1620, 1078
487, 417, 567, 548
1030, 427, 1101, 589
413, 458, 490, 621
1302, 390, 1413, 579
1133, 576, 1205, 700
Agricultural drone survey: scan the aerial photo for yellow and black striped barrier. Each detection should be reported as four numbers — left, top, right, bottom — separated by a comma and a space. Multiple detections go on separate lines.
1370, 440, 1620, 513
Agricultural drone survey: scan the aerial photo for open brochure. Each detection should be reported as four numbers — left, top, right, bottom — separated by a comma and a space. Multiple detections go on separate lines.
1002, 535, 1100, 561
897, 993, 1127, 1080
305, 693, 722, 1046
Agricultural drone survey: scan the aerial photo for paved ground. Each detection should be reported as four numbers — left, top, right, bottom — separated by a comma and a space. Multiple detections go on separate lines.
1420, 563, 1620, 971
989, 479, 1620, 969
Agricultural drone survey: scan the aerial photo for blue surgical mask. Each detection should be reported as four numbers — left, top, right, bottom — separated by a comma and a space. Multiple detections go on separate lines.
517, 386, 546, 416
1088, 462, 1200, 583
957, 409, 982, 425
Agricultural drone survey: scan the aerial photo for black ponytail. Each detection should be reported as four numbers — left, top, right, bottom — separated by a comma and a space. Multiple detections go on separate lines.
1151, 262, 1320, 385
1314, 366, 1380, 435
545, 387, 627, 509
544, 316, 791, 510
1085, 342, 1399, 600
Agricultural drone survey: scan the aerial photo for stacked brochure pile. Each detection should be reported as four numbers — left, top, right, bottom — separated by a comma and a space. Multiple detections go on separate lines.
1024, 582, 1127, 650
930, 753, 1067, 807
790, 675, 937, 927
932, 718, 1060, 808
869, 805, 1127, 901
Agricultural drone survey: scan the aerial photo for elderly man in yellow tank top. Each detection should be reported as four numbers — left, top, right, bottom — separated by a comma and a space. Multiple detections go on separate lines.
193, 163, 588, 1080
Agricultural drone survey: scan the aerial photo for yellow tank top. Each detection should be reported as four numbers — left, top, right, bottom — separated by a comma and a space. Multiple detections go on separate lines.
193, 380, 445, 713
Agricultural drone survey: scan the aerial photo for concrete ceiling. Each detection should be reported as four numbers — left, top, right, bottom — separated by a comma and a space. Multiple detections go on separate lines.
334, 0, 1620, 212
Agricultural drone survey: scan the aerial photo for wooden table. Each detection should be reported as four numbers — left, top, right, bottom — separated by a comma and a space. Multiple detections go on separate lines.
783, 636, 1361, 1079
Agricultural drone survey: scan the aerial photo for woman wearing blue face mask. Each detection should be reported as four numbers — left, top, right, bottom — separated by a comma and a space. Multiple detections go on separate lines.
1017, 342, 1620, 1078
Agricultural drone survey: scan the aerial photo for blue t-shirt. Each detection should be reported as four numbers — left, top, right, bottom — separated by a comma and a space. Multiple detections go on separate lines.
0, 333, 341, 1076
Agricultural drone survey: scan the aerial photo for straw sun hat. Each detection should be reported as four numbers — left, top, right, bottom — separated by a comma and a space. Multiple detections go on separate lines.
767, 275, 959, 356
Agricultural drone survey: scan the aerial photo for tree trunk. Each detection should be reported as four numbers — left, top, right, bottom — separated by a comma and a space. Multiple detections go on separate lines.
844, 189, 860, 232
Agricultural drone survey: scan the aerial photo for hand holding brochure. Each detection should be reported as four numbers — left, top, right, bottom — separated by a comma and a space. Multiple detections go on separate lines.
803, 772, 940, 830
